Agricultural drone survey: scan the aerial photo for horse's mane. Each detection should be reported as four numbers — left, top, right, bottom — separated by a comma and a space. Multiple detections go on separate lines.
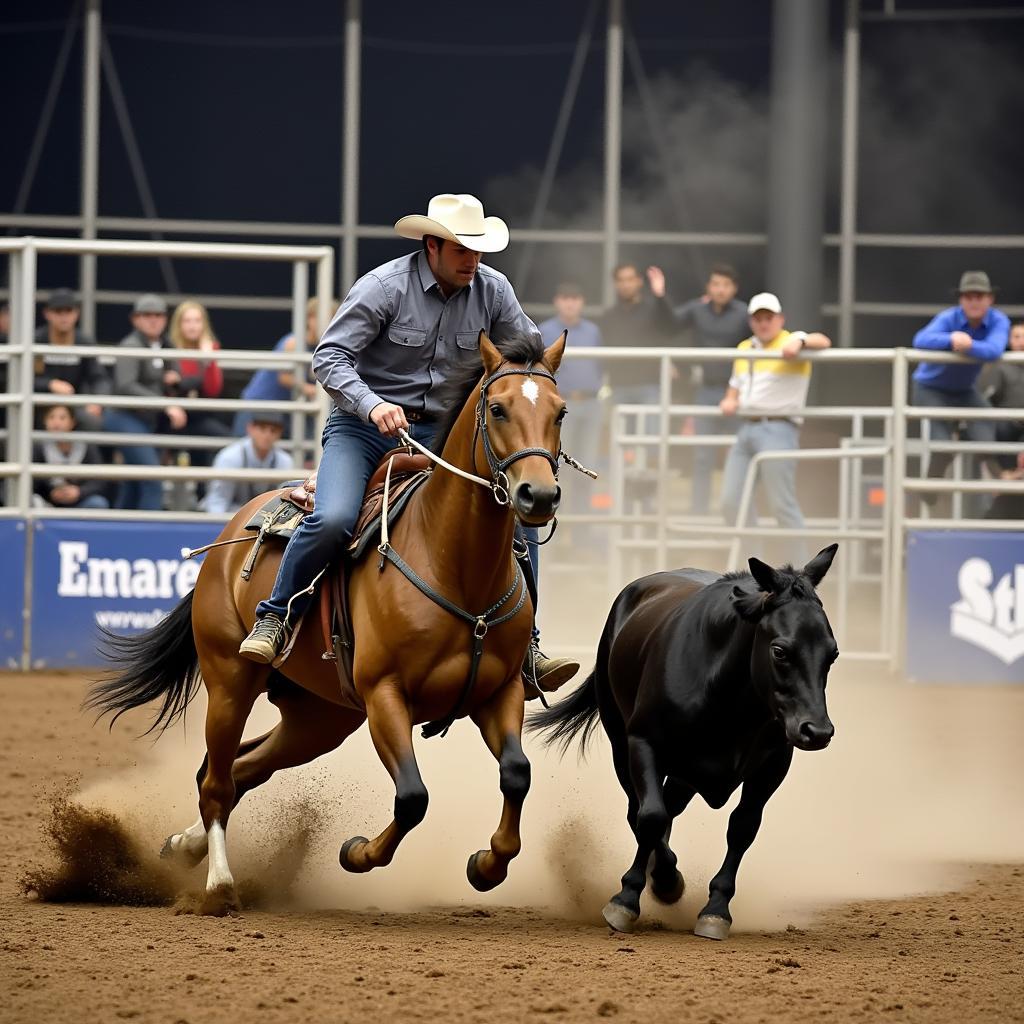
429, 333, 546, 455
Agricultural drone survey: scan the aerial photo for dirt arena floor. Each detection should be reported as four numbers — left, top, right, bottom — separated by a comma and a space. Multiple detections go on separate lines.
2, 670, 1022, 1024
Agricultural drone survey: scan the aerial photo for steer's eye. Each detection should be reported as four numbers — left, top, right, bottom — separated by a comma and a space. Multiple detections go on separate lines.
770, 645, 788, 662
489, 403, 506, 420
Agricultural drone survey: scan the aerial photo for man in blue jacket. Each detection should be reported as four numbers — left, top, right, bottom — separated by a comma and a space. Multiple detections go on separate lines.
911, 271, 1009, 504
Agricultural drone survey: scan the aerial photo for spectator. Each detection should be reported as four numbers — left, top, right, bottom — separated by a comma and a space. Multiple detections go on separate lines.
719, 292, 831, 564
32, 404, 110, 510
200, 412, 293, 515
539, 282, 603, 544
232, 297, 329, 436
599, 263, 677, 410
33, 289, 109, 431
167, 300, 231, 471
980, 319, 1024, 473
107, 293, 170, 510
911, 271, 1009, 508
674, 263, 749, 516
0, 300, 9, 342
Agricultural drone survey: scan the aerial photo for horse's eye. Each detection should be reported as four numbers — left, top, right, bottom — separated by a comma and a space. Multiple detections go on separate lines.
489, 403, 506, 420
555, 407, 567, 425
770, 645, 788, 662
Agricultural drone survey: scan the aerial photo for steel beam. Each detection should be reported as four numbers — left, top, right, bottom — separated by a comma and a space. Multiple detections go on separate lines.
603, 0, 623, 308
341, 0, 361, 292
79, 0, 101, 335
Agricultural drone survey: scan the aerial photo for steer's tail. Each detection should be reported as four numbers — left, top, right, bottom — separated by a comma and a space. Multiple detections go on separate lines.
85, 590, 201, 736
524, 670, 600, 758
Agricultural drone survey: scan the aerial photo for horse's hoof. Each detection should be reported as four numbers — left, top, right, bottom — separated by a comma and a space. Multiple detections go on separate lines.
200, 883, 241, 917
602, 900, 639, 933
160, 834, 204, 868
466, 850, 503, 892
339, 836, 370, 873
694, 915, 731, 941
650, 870, 685, 905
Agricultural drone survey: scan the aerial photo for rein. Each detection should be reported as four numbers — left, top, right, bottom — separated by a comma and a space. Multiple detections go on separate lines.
382, 362, 578, 737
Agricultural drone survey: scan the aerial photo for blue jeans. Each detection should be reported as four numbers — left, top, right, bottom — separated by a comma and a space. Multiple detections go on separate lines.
102, 409, 162, 511
257, 411, 543, 635
690, 384, 735, 516
721, 419, 806, 563
912, 381, 995, 476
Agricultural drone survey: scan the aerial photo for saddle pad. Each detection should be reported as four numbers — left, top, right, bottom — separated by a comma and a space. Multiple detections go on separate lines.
348, 471, 431, 561
243, 491, 310, 540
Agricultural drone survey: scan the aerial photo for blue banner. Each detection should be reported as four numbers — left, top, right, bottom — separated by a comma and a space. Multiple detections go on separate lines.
0, 520, 26, 668
29, 519, 219, 668
906, 530, 1024, 684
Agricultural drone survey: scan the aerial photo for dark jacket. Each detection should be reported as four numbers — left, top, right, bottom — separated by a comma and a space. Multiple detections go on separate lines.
599, 294, 678, 389
114, 329, 175, 427
32, 438, 109, 506
33, 327, 111, 397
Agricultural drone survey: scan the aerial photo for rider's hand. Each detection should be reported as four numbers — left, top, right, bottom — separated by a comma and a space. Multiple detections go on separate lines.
369, 402, 409, 438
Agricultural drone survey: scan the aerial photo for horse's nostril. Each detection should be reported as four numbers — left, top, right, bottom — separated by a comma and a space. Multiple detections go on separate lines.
515, 482, 535, 512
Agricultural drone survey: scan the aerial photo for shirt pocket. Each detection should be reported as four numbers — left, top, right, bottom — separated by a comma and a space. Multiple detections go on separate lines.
456, 330, 483, 351
387, 324, 427, 347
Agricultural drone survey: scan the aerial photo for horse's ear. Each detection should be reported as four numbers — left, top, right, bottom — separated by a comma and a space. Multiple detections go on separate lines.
748, 557, 779, 594
803, 543, 838, 588
542, 329, 567, 375
479, 330, 503, 376
731, 584, 766, 622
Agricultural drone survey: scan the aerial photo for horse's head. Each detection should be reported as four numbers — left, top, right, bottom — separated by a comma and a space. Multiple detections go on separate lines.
730, 544, 839, 752
476, 329, 567, 525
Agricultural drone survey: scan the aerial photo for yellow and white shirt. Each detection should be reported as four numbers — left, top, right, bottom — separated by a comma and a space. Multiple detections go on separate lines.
729, 330, 811, 421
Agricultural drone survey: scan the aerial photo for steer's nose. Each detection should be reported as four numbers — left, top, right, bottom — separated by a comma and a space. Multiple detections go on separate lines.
797, 719, 834, 751
512, 480, 560, 520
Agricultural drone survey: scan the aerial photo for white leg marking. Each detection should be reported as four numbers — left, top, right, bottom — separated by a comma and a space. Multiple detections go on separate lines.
205, 820, 235, 893
173, 816, 209, 859
521, 379, 539, 405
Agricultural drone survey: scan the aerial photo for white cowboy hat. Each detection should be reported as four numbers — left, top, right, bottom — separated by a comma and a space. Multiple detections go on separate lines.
394, 193, 510, 253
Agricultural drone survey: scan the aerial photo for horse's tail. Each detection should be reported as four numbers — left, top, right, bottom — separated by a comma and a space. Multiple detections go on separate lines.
524, 669, 601, 758
84, 590, 201, 736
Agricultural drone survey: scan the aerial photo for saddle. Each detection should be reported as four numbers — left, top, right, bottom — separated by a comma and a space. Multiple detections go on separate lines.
241, 446, 431, 710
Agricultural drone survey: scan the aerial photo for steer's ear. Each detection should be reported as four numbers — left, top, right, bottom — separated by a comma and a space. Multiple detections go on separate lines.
803, 543, 838, 588
748, 557, 780, 594
731, 584, 768, 622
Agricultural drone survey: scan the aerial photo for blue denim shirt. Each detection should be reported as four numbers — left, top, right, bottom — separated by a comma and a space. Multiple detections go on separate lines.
912, 305, 1010, 391
313, 250, 539, 421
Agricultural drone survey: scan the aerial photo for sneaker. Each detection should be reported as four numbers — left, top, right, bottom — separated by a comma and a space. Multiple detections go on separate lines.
522, 638, 579, 696
239, 613, 286, 664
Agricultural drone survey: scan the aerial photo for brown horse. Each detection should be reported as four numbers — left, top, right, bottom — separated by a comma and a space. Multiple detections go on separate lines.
88, 330, 566, 914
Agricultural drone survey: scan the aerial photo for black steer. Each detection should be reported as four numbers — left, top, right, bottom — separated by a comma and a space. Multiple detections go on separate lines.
527, 544, 839, 939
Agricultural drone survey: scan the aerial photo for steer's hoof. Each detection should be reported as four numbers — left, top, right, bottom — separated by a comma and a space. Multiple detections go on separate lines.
694, 914, 731, 941
339, 836, 370, 873
650, 869, 685, 905
602, 899, 639, 933
466, 850, 504, 892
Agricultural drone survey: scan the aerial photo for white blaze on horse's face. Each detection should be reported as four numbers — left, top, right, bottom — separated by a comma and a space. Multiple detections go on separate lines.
521, 378, 539, 406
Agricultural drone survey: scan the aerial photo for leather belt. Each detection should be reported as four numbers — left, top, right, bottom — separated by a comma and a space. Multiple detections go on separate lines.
743, 415, 797, 425
404, 408, 435, 424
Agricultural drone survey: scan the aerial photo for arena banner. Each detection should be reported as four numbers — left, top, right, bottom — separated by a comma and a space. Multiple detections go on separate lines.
0, 520, 27, 668
906, 530, 1024, 684
29, 518, 219, 668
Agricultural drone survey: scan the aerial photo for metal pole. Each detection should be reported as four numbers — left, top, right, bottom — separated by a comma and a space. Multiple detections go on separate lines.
887, 348, 908, 673
290, 262, 309, 464
767, 0, 827, 330
515, 0, 597, 290
603, 0, 623, 309
80, 0, 101, 336
838, 0, 860, 347
5, 252, 22, 508
341, 0, 361, 294
315, 249, 335, 456
17, 244, 38, 516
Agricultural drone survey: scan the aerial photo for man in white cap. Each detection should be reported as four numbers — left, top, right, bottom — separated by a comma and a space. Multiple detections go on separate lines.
718, 292, 831, 562
239, 194, 579, 694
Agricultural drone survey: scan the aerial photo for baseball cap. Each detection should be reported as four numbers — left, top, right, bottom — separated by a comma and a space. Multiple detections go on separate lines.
747, 292, 782, 315
133, 293, 168, 315
45, 288, 80, 311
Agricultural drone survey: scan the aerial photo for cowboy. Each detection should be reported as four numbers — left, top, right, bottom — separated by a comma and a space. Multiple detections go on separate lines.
239, 193, 579, 694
